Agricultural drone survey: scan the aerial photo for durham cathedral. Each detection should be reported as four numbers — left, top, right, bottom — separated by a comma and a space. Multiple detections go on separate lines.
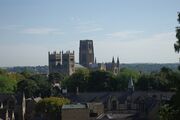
48, 39, 120, 75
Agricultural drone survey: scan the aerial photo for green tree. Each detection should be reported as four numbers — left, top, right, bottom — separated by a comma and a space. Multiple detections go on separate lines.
115, 68, 140, 91
88, 70, 115, 92
159, 13, 180, 120
20, 70, 33, 78
174, 12, 180, 53
36, 97, 70, 120
159, 104, 178, 120
49, 72, 65, 83
17, 79, 39, 98
0, 75, 17, 93
29, 74, 51, 97
62, 68, 89, 92
0, 68, 7, 75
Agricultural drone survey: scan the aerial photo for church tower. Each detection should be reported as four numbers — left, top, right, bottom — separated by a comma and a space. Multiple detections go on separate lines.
62, 51, 75, 76
79, 40, 94, 67
48, 51, 75, 76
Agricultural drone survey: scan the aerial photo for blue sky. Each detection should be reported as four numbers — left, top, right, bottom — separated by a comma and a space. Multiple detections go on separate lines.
0, 0, 180, 66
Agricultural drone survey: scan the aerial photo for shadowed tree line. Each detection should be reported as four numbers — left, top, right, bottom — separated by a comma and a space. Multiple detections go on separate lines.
0, 66, 179, 97
62, 67, 179, 93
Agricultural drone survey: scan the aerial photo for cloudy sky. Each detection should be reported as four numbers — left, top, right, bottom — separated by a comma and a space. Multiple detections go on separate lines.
0, 0, 180, 66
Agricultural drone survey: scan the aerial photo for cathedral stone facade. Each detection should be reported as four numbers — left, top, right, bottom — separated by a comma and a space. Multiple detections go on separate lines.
79, 40, 94, 68
48, 51, 75, 76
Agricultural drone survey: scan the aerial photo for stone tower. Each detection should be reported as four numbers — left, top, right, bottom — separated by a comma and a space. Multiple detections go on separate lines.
79, 40, 94, 67
48, 51, 75, 76
48, 51, 62, 73
62, 51, 75, 76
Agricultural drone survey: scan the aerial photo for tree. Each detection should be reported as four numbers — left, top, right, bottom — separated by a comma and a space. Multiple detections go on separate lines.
36, 97, 70, 120
20, 70, 33, 78
0, 68, 7, 75
159, 12, 180, 119
29, 74, 51, 97
49, 72, 65, 83
87, 70, 115, 92
0, 75, 17, 93
159, 104, 178, 120
17, 79, 39, 98
62, 68, 89, 92
115, 68, 140, 91
174, 12, 180, 53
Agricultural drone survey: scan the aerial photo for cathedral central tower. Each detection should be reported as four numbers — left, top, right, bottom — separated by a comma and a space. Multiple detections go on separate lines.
79, 40, 94, 67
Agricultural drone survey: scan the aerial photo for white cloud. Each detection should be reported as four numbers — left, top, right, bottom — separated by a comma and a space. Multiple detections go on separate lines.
75, 20, 103, 33
106, 30, 144, 39
0, 25, 23, 31
71, 16, 81, 22
80, 27, 103, 33
95, 32, 178, 63
22, 28, 64, 35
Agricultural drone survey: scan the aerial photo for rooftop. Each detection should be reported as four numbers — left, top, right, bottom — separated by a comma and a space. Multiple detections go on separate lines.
62, 103, 86, 109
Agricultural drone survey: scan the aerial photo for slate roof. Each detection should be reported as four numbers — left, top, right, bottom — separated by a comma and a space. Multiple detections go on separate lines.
0, 93, 16, 104
62, 103, 86, 109
65, 91, 175, 109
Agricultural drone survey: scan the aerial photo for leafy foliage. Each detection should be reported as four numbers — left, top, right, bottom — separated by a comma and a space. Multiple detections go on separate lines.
159, 13, 180, 120
17, 79, 39, 97
88, 70, 115, 92
62, 68, 89, 92
0, 75, 17, 93
49, 72, 65, 83
159, 104, 178, 120
17, 74, 51, 98
36, 97, 70, 120
174, 13, 180, 53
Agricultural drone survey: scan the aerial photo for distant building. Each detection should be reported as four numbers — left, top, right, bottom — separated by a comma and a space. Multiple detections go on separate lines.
48, 51, 75, 76
105, 57, 120, 74
79, 40, 94, 67
89, 57, 120, 75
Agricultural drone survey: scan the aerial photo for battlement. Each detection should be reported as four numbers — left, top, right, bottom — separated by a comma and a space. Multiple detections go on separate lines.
63, 50, 75, 55
48, 50, 74, 56
48, 51, 61, 55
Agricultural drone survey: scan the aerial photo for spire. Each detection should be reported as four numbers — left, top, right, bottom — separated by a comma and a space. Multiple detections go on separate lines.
11, 111, 15, 120
5, 109, 8, 120
22, 92, 26, 120
76, 87, 79, 95
112, 57, 115, 64
0, 102, 3, 109
117, 57, 120, 68
128, 77, 134, 93
117, 57, 119, 64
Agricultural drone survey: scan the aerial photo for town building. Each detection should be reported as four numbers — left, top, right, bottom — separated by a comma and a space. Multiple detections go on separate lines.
61, 104, 89, 120
0, 93, 26, 120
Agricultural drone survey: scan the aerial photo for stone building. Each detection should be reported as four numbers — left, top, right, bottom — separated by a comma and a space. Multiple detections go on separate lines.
61, 104, 89, 120
89, 57, 120, 75
87, 102, 104, 117
79, 40, 94, 68
0, 93, 26, 120
105, 57, 120, 75
48, 51, 75, 76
